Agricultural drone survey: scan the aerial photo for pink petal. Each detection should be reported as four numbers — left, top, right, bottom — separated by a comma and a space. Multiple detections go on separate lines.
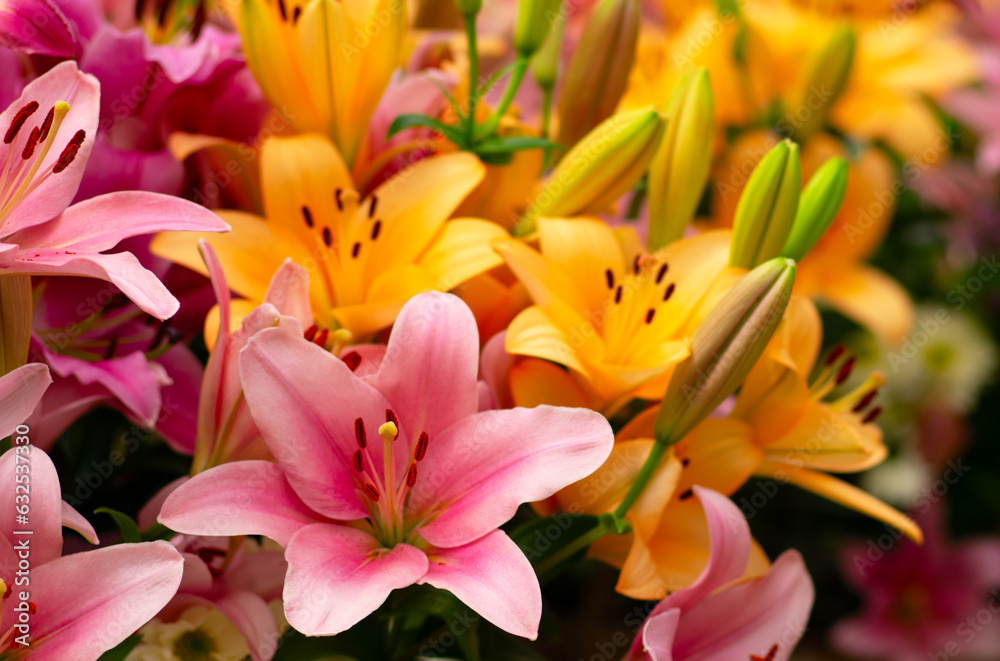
239, 326, 394, 521
0, 61, 98, 236
0, 362, 51, 438
668, 551, 814, 661
410, 405, 613, 548
283, 524, 429, 635
421, 530, 541, 640
154, 344, 203, 455
3, 249, 182, 319
23, 540, 183, 661
637, 609, 681, 661
221, 550, 288, 600
374, 292, 480, 439
479, 330, 514, 409
0, 0, 77, 56
138, 476, 187, 529
60, 501, 97, 544
43, 349, 168, 427
160, 461, 323, 547
214, 590, 282, 661
12, 191, 228, 254
0, 242, 17, 267
178, 550, 215, 594
264, 259, 313, 327
0, 446, 64, 578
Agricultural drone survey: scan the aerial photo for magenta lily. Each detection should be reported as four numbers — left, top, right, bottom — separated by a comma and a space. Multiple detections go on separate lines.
0, 0, 76, 57
624, 487, 814, 661
0, 447, 184, 660
160, 292, 614, 638
0, 60, 228, 320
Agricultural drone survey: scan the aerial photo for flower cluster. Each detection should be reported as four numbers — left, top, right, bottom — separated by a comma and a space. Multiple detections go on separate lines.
0, 1, 997, 660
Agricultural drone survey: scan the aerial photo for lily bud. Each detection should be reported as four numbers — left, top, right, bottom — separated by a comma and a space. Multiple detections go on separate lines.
525, 107, 665, 228
531, 6, 566, 91
646, 69, 715, 251
555, 0, 640, 151
515, 0, 563, 57
785, 26, 855, 142
653, 257, 796, 446
729, 139, 801, 269
0, 275, 32, 376
782, 156, 848, 261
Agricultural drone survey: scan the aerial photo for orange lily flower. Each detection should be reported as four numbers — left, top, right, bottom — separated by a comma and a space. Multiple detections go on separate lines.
151, 133, 506, 339
555, 294, 920, 600
713, 129, 914, 343
494, 217, 736, 412
238, 0, 406, 167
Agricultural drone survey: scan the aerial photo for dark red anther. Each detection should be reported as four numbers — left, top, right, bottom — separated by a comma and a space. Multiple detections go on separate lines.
835, 356, 856, 386
663, 283, 675, 301
645, 308, 656, 324
191, 0, 207, 39
852, 389, 879, 413
354, 417, 367, 449
3, 583, 12, 598
196, 547, 227, 578
38, 105, 55, 142
53, 130, 86, 173
368, 195, 378, 218
314, 328, 329, 348
750, 644, 779, 661
27, 601, 37, 615
681, 457, 690, 467
633, 254, 641, 275
104, 334, 120, 360
352, 449, 364, 472
342, 351, 362, 371
351, 241, 361, 258
334, 188, 344, 211
303, 324, 318, 341
291, 4, 302, 24
277, 0, 288, 20
862, 406, 883, 424
301, 205, 314, 228
614, 285, 623, 304
4, 100, 38, 144
655, 263, 668, 284
406, 462, 418, 487
825, 344, 846, 366
385, 409, 399, 428
147, 318, 172, 351
371, 220, 382, 241
322, 227, 333, 248
363, 483, 380, 501
678, 488, 694, 501
415, 431, 429, 461
21, 126, 40, 160
605, 268, 614, 289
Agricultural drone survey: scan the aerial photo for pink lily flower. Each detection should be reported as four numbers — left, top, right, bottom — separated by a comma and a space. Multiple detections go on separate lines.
0, 60, 228, 320
0, 0, 77, 57
160, 292, 614, 639
624, 486, 814, 661
832, 500, 1000, 661
0, 446, 184, 660
0, 362, 51, 437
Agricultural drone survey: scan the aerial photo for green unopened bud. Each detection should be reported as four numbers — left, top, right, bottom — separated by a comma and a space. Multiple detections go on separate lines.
729, 140, 801, 269
0, 276, 32, 376
531, 7, 565, 90
647, 69, 715, 251
786, 27, 854, 142
453, 0, 481, 17
526, 107, 665, 227
653, 257, 796, 446
514, 0, 562, 57
555, 0, 639, 151
782, 156, 848, 261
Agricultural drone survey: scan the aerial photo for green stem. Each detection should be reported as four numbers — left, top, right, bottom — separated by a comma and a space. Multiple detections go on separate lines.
464, 13, 479, 146
476, 57, 530, 139
540, 86, 553, 169
534, 522, 608, 578
613, 441, 667, 519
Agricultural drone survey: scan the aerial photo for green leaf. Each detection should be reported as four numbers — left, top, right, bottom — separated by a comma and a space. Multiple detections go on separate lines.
386, 113, 465, 146
96, 635, 143, 661
94, 507, 141, 543
474, 136, 560, 155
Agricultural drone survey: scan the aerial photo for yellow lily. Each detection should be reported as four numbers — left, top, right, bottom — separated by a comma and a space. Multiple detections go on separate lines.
494, 217, 735, 411
152, 133, 506, 339
567, 294, 920, 600
713, 129, 914, 343
238, 0, 406, 166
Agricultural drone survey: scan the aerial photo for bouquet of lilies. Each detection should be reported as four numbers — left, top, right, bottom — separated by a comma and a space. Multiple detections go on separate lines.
0, 0, 997, 660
